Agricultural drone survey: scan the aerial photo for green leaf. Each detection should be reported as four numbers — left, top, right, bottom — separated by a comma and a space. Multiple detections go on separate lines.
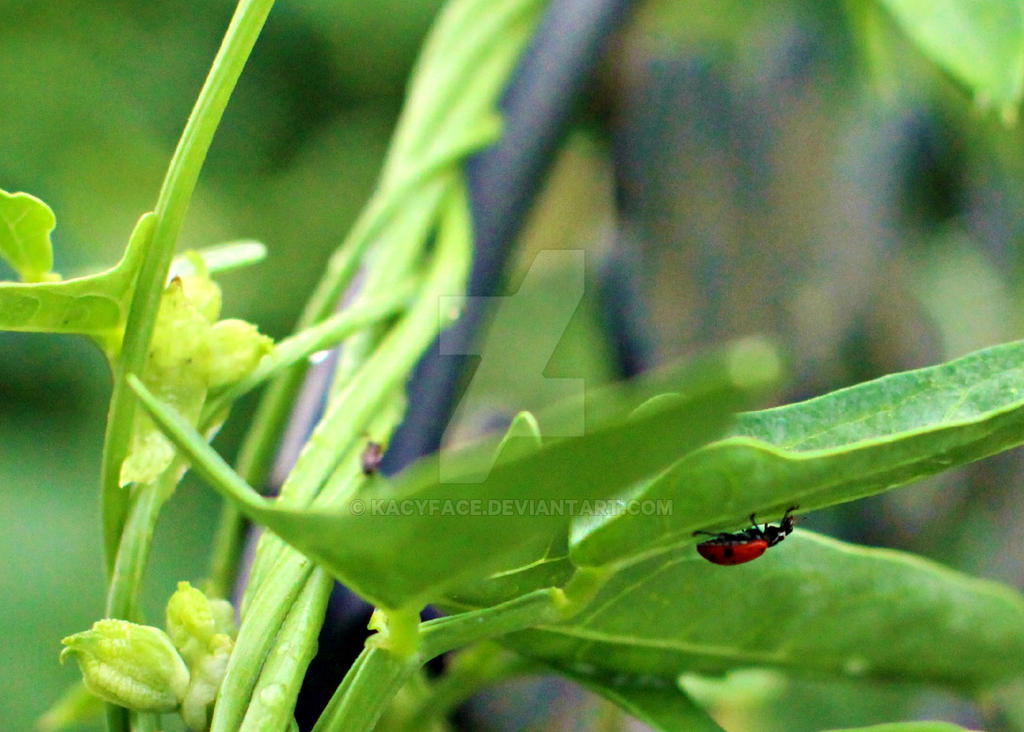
572, 339, 1024, 566
565, 671, 724, 732
823, 723, 974, 732
508, 531, 1024, 688
0, 189, 56, 282
0, 212, 153, 338
128, 343, 772, 609
877, 0, 1024, 121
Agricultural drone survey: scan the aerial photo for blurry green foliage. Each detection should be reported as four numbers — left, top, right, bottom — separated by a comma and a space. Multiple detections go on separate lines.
6, 0, 1024, 730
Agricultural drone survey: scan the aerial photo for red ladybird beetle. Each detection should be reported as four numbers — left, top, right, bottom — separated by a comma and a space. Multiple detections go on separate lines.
693, 506, 799, 566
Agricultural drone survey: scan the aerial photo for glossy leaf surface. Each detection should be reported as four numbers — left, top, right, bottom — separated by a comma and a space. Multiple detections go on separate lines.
509, 532, 1024, 689
573, 339, 1024, 566
130, 339, 776, 609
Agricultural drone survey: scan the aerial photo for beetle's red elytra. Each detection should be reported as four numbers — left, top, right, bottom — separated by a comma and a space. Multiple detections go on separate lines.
693, 506, 799, 566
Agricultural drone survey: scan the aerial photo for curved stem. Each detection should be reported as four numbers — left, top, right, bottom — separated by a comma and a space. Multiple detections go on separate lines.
315, 586, 569, 732
311, 646, 419, 732
419, 588, 566, 661
409, 644, 541, 727
238, 569, 334, 732
104, 482, 165, 620
209, 552, 315, 732
98, 8, 276, 727
101, 0, 277, 573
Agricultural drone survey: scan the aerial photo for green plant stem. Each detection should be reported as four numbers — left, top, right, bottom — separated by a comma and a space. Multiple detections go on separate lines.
313, 569, 604, 730
209, 552, 314, 732
311, 646, 420, 732
409, 643, 541, 727
238, 568, 334, 732
105, 706, 128, 732
97, 7, 275, 728
214, 189, 472, 725
325, 182, 446, 404
314, 586, 570, 732
100, 0, 276, 574
129, 712, 159, 732
420, 588, 567, 660
104, 481, 165, 619
202, 122, 499, 597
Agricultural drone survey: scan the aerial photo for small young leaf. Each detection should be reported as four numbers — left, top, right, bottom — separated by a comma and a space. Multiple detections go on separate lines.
0, 189, 56, 282
878, 0, 1024, 121
572, 338, 1024, 566
508, 532, 1024, 689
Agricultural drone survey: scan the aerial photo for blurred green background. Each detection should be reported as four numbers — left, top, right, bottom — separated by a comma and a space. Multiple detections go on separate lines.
3, 0, 1024, 730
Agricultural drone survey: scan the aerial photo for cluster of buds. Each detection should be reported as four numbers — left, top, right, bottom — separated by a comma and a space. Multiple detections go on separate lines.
60, 582, 236, 730
120, 257, 273, 487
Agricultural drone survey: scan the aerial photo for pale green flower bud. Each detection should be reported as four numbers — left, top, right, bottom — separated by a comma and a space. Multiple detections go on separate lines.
119, 279, 211, 486
166, 582, 217, 668
206, 318, 273, 388
166, 583, 236, 729
178, 272, 222, 323
209, 598, 237, 639
60, 619, 189, 713
145, 278, 214, 381
180, 633, 232, 731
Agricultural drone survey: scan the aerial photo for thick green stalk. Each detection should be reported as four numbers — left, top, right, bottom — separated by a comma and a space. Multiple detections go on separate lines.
95, 8, 275, 728
104, 478, 168, 620
203, 120, 501, 596
311, 647, 420, 732
100, 0, 277, 573
219, 186, 473, 726
419, 589, 567, 661
407, 644, 540, 727
238, 569, 334, 732
315, 586, 570, 731
209, 551, 315, 732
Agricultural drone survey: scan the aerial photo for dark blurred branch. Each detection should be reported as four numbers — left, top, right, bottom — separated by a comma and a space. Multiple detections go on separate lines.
292, 1, 637, 727
382, 0, 637, 472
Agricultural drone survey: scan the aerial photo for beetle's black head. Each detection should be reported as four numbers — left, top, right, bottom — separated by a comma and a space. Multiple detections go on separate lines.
764, 506, 799, 546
